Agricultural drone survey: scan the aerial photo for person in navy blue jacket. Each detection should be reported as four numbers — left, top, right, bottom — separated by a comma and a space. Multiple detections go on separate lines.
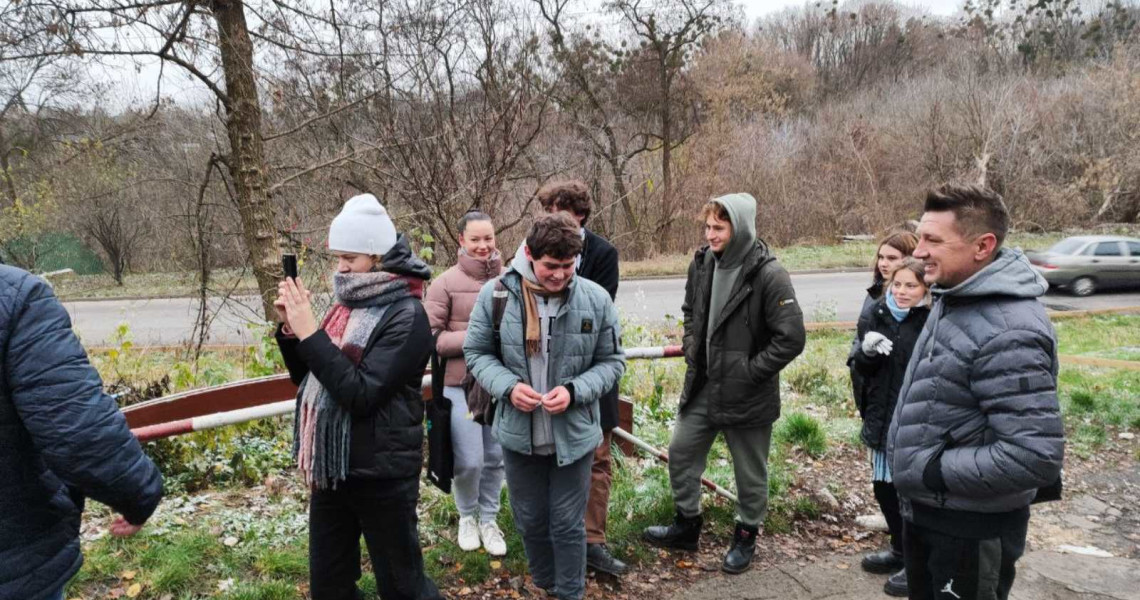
0, 263, 164, 600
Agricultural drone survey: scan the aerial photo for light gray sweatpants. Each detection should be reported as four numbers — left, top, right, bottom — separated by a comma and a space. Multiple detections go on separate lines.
446, 386, 505, 522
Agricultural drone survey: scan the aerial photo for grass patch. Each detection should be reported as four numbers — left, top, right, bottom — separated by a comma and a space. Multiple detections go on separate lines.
775, 412, 828, 458
221, 581, 301, 600
254, 546, 309, 579
1055, 315, 1140, 359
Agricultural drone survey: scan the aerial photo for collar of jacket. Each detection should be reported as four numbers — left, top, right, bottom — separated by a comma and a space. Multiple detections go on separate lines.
457, 248, 502, 282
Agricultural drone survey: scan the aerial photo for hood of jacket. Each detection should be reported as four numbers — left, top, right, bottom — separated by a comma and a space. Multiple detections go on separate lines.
380, 234, 432, 280
934, 248, 1048, 300
510, 240, 540, 285
711, 193, 758, 270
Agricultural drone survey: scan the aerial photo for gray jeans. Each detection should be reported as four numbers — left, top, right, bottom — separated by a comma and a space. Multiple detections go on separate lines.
668, 389, 773, 527
446, 386, 505, 522
503, 449, 593, 600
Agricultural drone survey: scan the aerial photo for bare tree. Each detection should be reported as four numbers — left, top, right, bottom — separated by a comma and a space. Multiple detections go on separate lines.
606, 0, 729, 252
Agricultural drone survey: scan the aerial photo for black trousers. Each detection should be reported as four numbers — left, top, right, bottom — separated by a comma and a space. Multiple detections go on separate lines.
873, 481, 904, 554
902, 518, 1027, 600
309, 477, 442, 600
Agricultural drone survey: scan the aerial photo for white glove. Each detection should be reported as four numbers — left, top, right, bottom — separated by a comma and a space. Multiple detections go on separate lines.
861, 332, 894, 356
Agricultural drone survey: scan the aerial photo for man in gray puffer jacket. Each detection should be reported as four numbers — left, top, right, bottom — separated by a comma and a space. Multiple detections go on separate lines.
887, 184, 1064, 600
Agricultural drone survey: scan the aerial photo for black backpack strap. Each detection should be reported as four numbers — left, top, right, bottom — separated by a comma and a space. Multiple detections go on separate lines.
430, 330, 447, 401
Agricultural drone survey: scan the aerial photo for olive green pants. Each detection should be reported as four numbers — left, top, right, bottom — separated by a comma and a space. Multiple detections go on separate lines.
668, 390, 773, 527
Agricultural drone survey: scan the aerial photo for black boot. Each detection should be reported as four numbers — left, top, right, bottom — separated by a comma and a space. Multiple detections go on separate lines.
721, 523, 759, 574
861, 548, 904, 574
642, 511, 702, 551
883, 568, 908, 597
586, 543, 628, 576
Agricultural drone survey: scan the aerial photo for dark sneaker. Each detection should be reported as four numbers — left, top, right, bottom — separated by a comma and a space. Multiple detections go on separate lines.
861, 549, 904, 574
884, 568, 908, 597
586, 543, 628, 576
643, 511, 702, 552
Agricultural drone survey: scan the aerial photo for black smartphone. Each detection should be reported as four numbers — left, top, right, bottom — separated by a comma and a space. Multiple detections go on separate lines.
282, 253, 298, 280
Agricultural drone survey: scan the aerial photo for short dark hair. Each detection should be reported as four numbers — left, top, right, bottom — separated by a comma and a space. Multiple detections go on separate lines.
536, 180, 592, 225
924, 183, 1009, 247
457, 210, 492, 234
527, 212, 583, 260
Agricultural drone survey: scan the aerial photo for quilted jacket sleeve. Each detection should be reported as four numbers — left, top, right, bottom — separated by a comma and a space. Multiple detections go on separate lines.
940, 328, 1065, 496
424, 273, 466, 358
463, 280, 520, 402
6, 274, 163, 525
565, 292, 625, 405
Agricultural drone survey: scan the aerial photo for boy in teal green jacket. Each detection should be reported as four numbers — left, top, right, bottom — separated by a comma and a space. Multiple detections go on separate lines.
464, 212, 625, 600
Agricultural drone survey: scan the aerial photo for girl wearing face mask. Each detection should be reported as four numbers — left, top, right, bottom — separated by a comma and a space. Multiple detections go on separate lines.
851, 257, 930, 597
274, 194, 442, 600
423, 211, 509, 557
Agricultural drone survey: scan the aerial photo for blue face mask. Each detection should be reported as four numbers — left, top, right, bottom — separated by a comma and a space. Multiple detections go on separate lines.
886, 289, 910, 322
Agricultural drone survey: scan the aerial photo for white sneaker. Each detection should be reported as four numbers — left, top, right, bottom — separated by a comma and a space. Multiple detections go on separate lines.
479, 521, 507, 557
458, 516, 481, 552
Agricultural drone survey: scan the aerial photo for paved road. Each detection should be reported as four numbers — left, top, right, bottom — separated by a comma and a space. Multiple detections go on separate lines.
64, 272, 1140, 346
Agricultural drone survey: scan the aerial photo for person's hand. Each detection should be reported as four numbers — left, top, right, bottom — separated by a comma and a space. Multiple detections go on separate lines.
541, 386, 571, 415
281, 277, 317, 340
109, 515, 144, 538
861, 332, 893, 356
510, 383, 543, 413
273, 282, 289, 324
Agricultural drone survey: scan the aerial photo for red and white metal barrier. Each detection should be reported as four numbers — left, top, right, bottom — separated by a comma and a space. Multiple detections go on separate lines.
129, 346, 686, 442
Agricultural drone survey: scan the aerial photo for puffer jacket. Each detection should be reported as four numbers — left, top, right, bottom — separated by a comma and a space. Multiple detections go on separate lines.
887, 249, 1065, 516
424, 250, 503, 386
680, 240, 807, 428
1, 265, 163, 600
848, 283, 882, 408
463, 259, 625, 467
276, 236, 433, 481
851, 297, 929, 451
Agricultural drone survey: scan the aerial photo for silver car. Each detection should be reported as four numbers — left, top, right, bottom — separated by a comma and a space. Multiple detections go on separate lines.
1026, 235, 1140, 296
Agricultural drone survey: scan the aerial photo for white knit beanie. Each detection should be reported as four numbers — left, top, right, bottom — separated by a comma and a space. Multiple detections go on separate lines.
327, 194, 398, 256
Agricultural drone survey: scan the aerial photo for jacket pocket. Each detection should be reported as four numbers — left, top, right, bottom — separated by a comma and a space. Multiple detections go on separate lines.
921, 432, 953, 504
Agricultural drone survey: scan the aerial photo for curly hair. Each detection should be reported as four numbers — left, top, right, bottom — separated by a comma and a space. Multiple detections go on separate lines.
535, 180, 592, 225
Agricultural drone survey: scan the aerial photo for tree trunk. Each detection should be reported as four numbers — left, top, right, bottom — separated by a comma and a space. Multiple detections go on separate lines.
660, 68, 673, 230
213, 0, 280, 320
601, 125, 640, 258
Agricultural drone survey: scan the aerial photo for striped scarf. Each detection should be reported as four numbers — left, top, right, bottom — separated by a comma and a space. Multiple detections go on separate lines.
293, 270, 423, 489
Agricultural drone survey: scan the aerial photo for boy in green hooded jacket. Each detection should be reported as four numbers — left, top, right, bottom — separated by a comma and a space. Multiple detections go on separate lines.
643, 194, 806, 574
